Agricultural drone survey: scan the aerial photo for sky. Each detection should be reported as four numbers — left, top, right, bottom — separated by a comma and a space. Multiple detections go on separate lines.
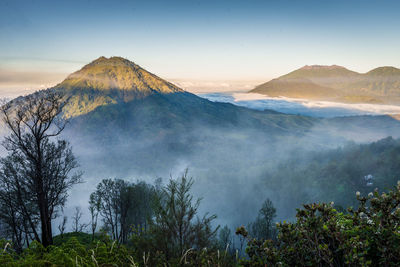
1, 0, 400, 96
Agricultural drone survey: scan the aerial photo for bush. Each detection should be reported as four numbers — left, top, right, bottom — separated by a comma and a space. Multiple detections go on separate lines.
238, 183, 400, 266
0, 237, 135, 266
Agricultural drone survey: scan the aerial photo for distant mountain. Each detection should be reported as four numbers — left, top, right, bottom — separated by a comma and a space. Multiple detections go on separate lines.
360, 67, 400, 96
250, 78, 341, 100
281, 65, 359, 82
250, 65, 400, 104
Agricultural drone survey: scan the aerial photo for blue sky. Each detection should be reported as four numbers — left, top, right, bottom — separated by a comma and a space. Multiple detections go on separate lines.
1, 0, 400, 94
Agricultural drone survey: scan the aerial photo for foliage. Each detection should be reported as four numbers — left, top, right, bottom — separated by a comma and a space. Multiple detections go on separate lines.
238, 183, 400, 266
91, 179, 156, 244
53, 232, 102, 247
0, 237, 135, 266
0, 234, 238, 266
3, 176, 400, 266
137, 169, 219, 262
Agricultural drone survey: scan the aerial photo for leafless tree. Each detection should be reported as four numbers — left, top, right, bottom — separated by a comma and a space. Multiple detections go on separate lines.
89, 192, 100, 240
0, 91, 82, 247
58, 216, 68, 238
72, 206, 87, 233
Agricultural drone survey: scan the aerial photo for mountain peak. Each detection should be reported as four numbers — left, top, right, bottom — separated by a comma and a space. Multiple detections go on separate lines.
367, 66, 400, 76
53, 56, 184, 118
280, 64, 359, 81
301, 65, 346, 70
89, 56, 136, 66
55, 56, 183, 94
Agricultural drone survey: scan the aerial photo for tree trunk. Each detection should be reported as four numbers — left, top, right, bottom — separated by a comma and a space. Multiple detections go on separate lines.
38, 192, 53, 246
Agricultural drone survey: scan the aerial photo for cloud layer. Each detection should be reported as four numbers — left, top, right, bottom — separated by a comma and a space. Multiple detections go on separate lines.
200, 92, 400, 118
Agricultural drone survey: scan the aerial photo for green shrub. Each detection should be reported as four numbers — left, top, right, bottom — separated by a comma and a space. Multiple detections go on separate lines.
238, 183, 400, 266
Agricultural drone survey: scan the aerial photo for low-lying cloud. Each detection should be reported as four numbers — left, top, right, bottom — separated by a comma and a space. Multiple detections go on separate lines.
200, 92, 400, 118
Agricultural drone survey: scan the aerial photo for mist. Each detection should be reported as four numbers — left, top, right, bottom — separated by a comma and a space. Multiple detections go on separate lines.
59, 102, 400, 232
1, 90, 399, 235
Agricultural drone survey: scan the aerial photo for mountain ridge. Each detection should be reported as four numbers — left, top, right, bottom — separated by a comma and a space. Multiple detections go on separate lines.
250, 65, 400, 104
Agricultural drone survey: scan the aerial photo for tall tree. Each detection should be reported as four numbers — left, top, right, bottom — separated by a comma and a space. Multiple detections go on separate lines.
92, 179, 156, 243
0, 92, 82, 247
249, 198, 277, 241
89, 192, 101, 241
151, 169, 218, 260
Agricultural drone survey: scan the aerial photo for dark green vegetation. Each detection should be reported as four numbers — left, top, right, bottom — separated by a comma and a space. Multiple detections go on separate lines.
251, 64, 400, 104
1, 179, 400, 266
0, 172, 236, 266
238, 184, 400, 266
89, 178, 156, 244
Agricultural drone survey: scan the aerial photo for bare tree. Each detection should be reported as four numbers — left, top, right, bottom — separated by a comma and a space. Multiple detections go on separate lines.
89, 192, 100, 240
72, 206, 87, 233
0, 91, 82, 247
58, 216, 68, 238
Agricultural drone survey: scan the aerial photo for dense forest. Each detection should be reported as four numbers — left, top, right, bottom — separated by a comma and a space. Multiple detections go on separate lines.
0, 88, 400, 266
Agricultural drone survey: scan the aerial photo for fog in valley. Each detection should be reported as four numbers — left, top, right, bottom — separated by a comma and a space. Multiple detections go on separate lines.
57, 96, 400, 231
201, 92, 400, 118
1, 88, 399, 237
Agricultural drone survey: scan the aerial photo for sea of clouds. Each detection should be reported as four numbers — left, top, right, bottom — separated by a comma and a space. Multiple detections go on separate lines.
199, 92, 400, 118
